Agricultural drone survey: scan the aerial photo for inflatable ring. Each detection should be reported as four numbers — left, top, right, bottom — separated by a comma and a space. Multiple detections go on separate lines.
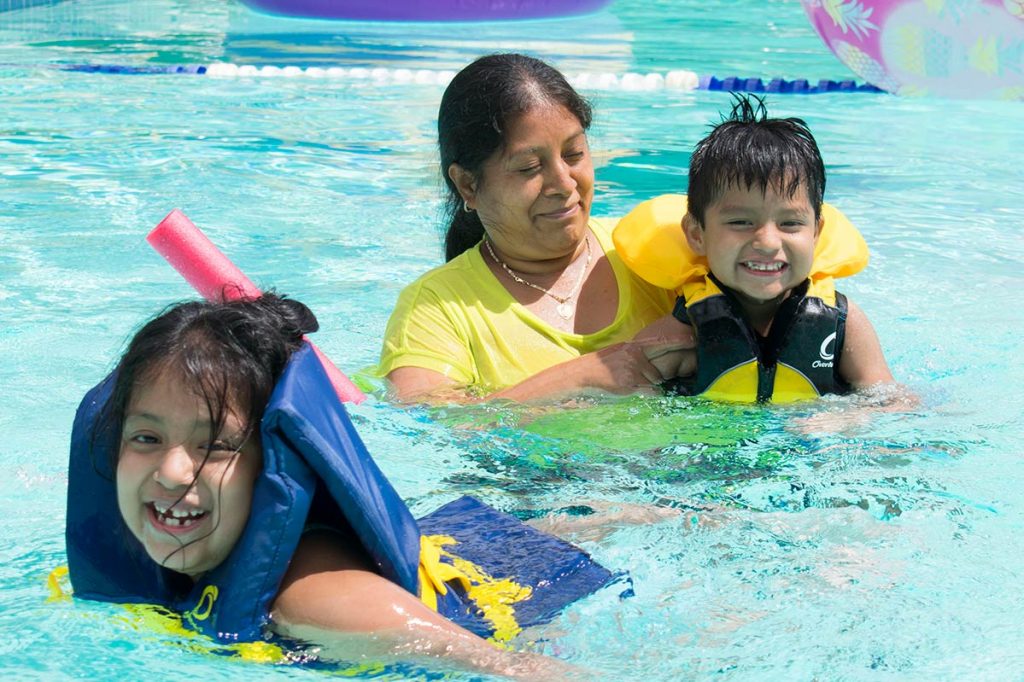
237, 0, 614, 21
801, 0, 1024, 99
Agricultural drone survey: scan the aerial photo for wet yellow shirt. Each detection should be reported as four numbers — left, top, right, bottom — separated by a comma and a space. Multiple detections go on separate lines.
379, 218, 675, 392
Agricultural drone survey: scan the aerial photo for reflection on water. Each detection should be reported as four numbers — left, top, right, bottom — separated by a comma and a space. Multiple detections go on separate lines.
4, 0, 1024, 678
381, 393, 980, 528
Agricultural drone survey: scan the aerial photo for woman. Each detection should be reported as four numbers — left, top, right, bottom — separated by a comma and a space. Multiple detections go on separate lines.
380, 53, 693, 401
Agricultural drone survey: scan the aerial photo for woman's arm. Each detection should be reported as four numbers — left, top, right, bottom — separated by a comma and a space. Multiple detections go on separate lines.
629, 313, 696, 380
493, 316, 695, 402
387, 345, 659, 403
387, 315, 695, 403
271, 532, 571, 679
386, 366, 463, 401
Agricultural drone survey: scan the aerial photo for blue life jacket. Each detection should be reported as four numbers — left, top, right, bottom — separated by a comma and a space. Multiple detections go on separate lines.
66, 344, 617, 643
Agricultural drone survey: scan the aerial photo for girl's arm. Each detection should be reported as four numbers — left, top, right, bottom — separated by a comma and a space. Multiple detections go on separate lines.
270, 531, 571, 679
838, 299, 894, 389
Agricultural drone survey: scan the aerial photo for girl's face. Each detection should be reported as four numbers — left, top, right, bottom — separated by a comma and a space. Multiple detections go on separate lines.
116, 368, 262, 579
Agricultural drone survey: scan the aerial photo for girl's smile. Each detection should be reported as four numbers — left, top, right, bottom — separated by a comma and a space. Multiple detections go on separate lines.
116, 368, 262, 578
146, 500, 209, 534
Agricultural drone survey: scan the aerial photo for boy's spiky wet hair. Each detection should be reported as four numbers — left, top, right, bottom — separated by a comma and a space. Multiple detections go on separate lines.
686, 93, 826, 226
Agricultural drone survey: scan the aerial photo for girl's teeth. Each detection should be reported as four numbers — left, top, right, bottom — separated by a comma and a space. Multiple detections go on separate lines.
152, 503, 205, 520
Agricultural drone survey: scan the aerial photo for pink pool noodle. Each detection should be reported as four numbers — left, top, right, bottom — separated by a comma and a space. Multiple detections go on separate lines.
147, 209, 366, 404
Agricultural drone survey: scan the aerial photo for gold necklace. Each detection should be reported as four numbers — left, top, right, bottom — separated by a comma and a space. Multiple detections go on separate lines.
484, 236, 593, 320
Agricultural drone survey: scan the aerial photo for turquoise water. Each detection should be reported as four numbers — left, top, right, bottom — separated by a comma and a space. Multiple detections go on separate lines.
2, 0, 1024, 679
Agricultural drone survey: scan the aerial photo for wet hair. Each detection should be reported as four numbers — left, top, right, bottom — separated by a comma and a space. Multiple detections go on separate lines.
97, 293, 317, 569
438, 52, 593, 261
102, 292, 317, 471
686, 94, 826, 227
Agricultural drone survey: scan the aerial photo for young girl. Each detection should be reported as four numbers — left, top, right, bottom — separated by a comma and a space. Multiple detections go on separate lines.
66, 293, 613, 677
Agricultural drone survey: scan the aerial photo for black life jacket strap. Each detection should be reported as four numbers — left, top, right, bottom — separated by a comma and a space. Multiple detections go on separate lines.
671, 294, 691, 325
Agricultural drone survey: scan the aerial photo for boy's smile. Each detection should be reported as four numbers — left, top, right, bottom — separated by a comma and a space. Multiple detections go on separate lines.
685, 181, 822, 322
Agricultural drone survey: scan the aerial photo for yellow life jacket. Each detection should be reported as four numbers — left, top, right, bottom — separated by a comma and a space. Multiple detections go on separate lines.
613, 194, 870, 403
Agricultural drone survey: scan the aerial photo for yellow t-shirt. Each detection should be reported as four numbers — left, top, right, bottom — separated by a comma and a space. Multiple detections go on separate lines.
379, 218, 675, 392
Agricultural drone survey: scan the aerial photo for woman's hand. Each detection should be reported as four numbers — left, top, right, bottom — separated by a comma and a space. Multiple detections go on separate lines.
490, 342, 664, 402
630, 314, 696, 379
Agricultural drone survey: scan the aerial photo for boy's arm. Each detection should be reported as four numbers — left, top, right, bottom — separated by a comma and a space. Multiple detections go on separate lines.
838, 299, 894, 389
797, 300, 917, 435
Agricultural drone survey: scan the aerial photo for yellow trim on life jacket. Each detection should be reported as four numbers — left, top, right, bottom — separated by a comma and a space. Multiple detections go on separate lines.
612, 194, 869, 306
773, 364, 823, 403
121, 603, 290, 663
418, 534, 533, 643
698, 360, 825, 404
186, 584, 218, 622
47, 565, 289, 664
46, 565, 71, 602
702, 361, 759, 402
417, 534, 472, 611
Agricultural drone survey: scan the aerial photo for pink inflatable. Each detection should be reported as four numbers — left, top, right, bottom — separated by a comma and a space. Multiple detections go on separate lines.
801, 0, 1024, 99
148, 209, 366, 404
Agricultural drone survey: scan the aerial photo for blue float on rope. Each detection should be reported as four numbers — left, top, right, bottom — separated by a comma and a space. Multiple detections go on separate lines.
55, 63, 885, 94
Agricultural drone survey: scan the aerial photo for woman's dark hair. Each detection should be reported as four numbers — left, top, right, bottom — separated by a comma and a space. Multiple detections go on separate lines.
687, 94, 826, 226
101, 292, 317, 473
438, 52, 593, 261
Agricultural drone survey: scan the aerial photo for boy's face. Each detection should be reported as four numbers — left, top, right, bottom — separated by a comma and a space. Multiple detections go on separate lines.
684, 180, 823, 308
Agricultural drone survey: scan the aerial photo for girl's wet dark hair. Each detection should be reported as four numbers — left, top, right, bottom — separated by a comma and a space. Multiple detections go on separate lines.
687, 94, 826, 226
101, 292, 317, 473
438, 52, 593, 261
93, 292, 316, 574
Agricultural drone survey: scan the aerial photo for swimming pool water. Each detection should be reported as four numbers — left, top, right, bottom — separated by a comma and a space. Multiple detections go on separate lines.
2, 0, 1024, 679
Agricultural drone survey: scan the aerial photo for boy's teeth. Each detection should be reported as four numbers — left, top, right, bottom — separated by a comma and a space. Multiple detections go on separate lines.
744, 261, 784, 272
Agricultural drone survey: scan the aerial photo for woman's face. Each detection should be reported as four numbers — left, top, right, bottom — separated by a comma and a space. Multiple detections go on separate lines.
116, 368, 262, 579
459, 102, 594, 262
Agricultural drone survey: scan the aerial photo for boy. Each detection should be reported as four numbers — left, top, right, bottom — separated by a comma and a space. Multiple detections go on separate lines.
615, 95, 892, 402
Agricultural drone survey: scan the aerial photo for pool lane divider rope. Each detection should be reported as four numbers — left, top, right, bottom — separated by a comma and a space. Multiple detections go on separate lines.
58, 63, 884, 94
